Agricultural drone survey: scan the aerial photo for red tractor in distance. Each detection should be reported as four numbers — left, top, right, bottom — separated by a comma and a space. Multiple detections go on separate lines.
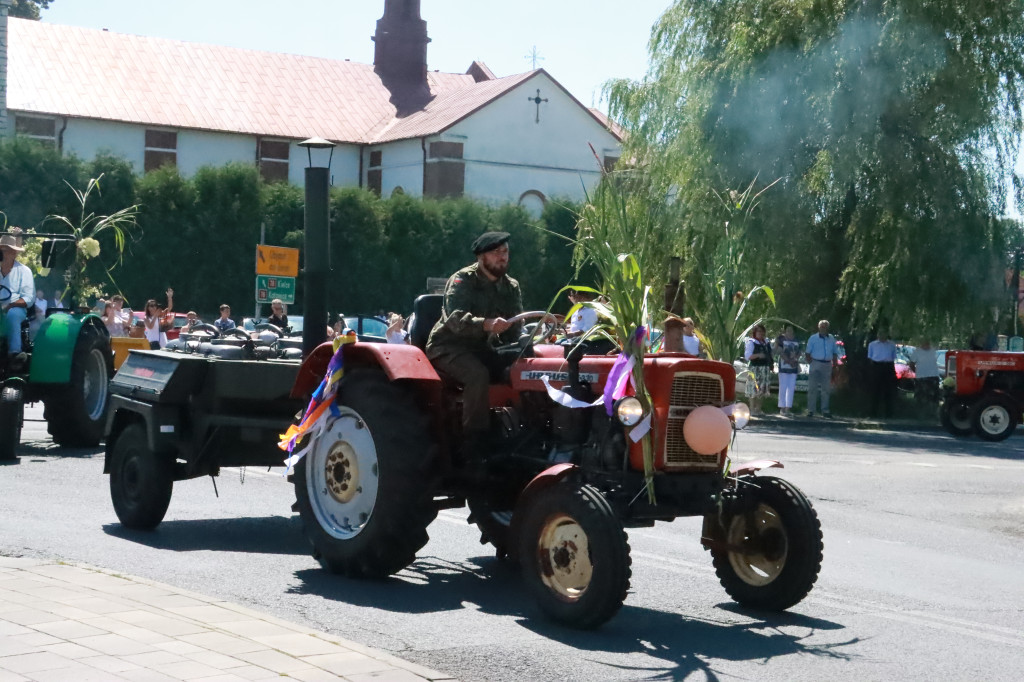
940, 350, 1024, 441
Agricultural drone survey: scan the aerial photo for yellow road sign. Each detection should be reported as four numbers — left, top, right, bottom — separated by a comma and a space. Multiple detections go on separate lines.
256, 245, 299, 277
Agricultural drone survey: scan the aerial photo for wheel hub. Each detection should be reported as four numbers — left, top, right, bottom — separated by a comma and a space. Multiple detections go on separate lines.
325, 441, 359, 504
726, 503, 788, 586
537, 513, 593, 601
981, 406, 1009, 433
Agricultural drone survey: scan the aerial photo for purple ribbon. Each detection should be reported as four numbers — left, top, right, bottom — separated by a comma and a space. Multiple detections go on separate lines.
602, 326, 647, 415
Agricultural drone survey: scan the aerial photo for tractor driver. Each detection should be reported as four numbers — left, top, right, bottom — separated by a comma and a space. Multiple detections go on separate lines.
0, 230, 34, 358
426, 231, 523, 458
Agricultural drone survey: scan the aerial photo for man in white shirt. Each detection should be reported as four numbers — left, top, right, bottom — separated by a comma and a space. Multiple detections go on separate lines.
0, 233, 35, 355
34, 289, 48, 317
909, 339, 940, 404
867, 331, 897, 417
804, 319, 841, 417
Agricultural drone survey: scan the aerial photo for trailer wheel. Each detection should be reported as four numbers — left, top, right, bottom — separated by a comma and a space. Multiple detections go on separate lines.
940, 399, 973, 437
517, 480, 631, 629
972, 394, 1018, 442
109, 424, 173, 530
710, 475, 823, 611
293, 369, 438, 578
45, 327, 111, 447
0, 386, 24, 461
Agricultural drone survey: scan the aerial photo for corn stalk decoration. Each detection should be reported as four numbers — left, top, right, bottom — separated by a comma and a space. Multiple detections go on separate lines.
571, 174, 659, 504
45, 174, 139, 308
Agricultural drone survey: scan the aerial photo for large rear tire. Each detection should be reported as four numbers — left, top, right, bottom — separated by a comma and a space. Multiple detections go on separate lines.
517, 480, 631, 629
109, 424, 173, 530
44, 327, 112, 447
939, 398, 973, 437
292, 368, 438, 578
709, 475, 823, 611
0, 386, 23, 461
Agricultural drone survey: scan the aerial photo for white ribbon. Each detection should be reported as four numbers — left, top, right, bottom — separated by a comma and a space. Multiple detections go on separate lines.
629, 413, 652, 442
541, 375, 606, 409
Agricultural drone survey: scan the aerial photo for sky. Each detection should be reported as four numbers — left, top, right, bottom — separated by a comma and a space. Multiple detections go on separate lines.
38, 0, 670, 110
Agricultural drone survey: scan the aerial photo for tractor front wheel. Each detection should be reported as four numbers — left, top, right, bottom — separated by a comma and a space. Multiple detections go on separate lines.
0, 386, 24, 461
972, 394, 1019, 442
517, 480, 631, 629
292, 369, 438, 578
709, 475, 823, 611
45, 327, 111, 447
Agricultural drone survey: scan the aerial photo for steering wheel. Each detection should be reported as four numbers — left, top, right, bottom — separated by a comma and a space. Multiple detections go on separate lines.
0, 284, 11, 304
186, 323, 220, 337
507, 311, 561, 343
221, 328, 251, 341
254, 322, 284, 337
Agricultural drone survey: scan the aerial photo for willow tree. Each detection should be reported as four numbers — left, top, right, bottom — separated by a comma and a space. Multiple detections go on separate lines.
607, 0, 1024, 341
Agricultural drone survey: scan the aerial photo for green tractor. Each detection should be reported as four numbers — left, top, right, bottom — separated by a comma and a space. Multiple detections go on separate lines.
1, 234, 113, 461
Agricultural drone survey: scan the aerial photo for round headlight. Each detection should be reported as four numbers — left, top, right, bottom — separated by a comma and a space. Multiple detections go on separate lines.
615, 397, 644, 426
731, 402, 751, 430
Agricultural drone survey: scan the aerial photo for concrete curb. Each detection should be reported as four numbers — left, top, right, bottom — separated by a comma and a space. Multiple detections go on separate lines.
749, 414, 945, 433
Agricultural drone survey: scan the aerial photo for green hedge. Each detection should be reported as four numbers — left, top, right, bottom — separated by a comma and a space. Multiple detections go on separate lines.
0, 139, 583, 318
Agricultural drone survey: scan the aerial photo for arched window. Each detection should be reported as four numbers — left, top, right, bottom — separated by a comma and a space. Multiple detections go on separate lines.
518, 190, 546, 219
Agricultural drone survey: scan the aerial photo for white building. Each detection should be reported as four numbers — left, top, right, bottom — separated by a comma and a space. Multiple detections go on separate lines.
0, 0, 621, 212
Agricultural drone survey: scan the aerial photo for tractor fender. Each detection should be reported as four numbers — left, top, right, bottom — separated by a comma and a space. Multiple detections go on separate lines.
731, 459, 784, 477
290, 341, 441, 399
29, 312, 108, 384
103, 395, 182, 474
507, 463, 578, 563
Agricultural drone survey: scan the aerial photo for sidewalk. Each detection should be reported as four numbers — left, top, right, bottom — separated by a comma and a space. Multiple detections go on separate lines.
0, 556, 455, 682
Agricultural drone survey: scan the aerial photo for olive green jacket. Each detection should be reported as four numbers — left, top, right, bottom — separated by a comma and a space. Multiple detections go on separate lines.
426, 263, 523, 357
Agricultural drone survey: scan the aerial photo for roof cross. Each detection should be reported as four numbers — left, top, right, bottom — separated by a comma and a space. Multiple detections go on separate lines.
528, 89, 549, 124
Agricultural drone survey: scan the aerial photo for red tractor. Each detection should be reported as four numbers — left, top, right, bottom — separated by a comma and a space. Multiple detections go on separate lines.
104, 295, 824, 629
940, 350, 1024, 441
286, 295, 824, 628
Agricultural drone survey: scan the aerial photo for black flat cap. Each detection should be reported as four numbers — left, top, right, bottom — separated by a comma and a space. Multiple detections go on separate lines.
472, 231, 511, 255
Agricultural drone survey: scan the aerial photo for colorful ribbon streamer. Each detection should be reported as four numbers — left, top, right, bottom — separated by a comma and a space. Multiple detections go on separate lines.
602, 326, 646, 415
278, 331, 356, 473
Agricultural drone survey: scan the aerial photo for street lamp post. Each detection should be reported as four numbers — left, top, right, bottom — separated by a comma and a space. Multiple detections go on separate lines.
298, 137, 335, 358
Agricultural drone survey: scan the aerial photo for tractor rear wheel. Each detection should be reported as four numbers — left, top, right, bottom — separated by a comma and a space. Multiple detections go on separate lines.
0, 386, 23, 461
292, 369, 438, 578
709, 475, 823, 611
940, 399, 973, 437
517, 480, 631, 629
45, 327, 111, 447
109, 424, 174, 530
972, 394, 1018, 442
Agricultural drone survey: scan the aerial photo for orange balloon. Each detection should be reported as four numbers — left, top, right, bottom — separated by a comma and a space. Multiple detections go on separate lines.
683, 405, 732, 455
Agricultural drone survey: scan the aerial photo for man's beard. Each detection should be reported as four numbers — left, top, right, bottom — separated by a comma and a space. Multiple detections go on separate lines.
481, 260, 508, 278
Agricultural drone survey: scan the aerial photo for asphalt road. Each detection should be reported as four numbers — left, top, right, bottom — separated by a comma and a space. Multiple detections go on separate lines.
3, 405, 1024, 681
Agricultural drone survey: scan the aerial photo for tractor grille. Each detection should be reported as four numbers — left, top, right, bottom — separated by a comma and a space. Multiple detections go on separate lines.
664, 372, 725, 469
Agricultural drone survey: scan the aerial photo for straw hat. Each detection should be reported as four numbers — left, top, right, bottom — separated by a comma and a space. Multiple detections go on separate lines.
0, 234, 25, 252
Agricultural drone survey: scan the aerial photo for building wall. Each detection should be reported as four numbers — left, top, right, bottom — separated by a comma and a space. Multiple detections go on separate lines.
443, 72, 620, 205
367, 138, 423, 197
0, 0, 9, 138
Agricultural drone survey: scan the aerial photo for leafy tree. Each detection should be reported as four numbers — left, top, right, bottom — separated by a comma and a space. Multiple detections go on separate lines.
9, 0, 53, 20
606, 0, 1024, 342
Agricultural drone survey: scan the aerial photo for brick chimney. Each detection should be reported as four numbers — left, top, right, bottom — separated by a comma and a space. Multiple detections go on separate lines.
0, 0, 10, 138
372, 0, 430, 86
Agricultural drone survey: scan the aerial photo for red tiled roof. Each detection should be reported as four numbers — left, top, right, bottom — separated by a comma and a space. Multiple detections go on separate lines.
6, 19, 620, 146
372, 71, 539, 143
6, 18, 476, 143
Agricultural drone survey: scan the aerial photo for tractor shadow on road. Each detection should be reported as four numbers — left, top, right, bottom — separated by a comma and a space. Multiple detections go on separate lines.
288, 553, 529, 618
519, 602, 859, 679
101, 515, 310, 556
289, 555, 859, 677
14, 439, 103, 462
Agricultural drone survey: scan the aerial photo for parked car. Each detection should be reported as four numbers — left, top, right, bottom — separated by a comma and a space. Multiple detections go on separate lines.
734, 358, 810, 394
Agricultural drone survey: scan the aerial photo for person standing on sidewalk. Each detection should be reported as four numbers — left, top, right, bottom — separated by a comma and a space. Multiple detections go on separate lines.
774, 324, 801, 416
867, 331, 898, 417
744, 323, 773, 415
804, 319, 841, 418
909, 338, 940, 405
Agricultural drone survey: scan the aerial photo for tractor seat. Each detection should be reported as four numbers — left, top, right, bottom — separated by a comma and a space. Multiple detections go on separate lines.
409, 294, 442, 350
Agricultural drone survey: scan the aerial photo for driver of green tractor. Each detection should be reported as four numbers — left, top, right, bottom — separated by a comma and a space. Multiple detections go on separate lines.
426, 231, 523, 457
0, 231, 35, 356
